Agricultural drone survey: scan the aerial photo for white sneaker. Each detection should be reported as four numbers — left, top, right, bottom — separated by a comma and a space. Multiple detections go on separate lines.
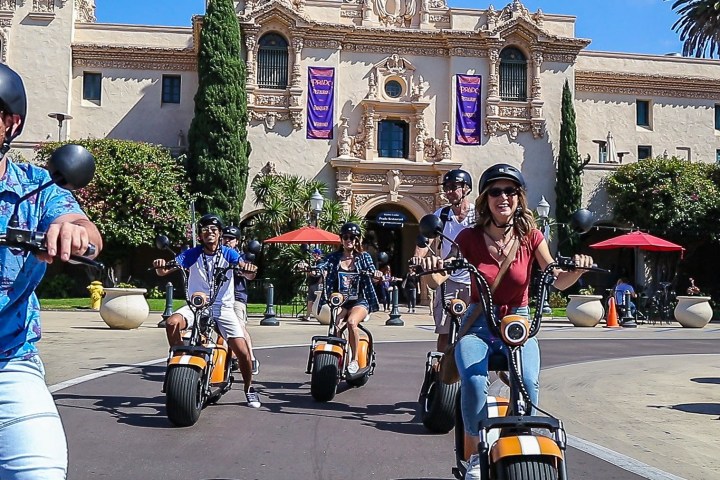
347, 360, 359, 375
251, 359, 260, 376
245, 387, 261, 408
464, 453, 481, 480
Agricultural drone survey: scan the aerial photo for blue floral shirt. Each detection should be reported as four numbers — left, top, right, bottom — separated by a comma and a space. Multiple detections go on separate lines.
0, 160, 83, 359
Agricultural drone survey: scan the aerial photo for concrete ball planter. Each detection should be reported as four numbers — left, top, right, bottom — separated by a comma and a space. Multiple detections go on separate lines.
566, 295, 604, 327
674, 296, 713, 328
99, 288, 150, 329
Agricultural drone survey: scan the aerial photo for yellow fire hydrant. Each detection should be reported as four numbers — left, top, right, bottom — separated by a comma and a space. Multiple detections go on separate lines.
88, 281, 104, 310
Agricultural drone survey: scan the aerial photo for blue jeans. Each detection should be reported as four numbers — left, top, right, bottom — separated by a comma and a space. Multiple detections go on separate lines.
0, 356, 67, 479
455, 305, 540, 436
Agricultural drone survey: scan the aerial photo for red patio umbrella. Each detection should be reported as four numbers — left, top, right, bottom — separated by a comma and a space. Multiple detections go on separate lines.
264, 225, 340, 245
589, 231, 685, 258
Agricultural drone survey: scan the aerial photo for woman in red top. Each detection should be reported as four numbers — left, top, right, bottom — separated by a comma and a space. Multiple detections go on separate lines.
451, 164, 593, 480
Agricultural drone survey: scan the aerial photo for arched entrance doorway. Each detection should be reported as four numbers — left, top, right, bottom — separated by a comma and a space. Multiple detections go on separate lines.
363, 203, 418, 275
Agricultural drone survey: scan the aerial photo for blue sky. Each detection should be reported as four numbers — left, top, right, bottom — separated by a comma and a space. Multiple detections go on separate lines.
96, 0, 685, 56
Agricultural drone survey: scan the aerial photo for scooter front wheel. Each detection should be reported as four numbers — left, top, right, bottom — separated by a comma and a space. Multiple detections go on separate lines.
421, 377, 459, 433
165, 365, 204, 427
311, 352, 339, 402
494, 456, 558, 480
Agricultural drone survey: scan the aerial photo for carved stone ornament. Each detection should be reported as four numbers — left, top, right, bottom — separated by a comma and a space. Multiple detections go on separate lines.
387, 169, 403, 202
336, 186, 352, 202
0, 29, 7, 63
32, 0, 54, 12
485, 120, 530, 140
353, 193, 373, 209
338, 117, 352, 157
0, 0, 16, 11
251, 110, 289, 130
483, 1, 544, 32
75, 0, 96, 22
374, 0, 418, 27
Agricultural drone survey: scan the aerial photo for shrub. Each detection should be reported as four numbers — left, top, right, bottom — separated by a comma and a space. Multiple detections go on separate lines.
548, 291, 568, 308
36, 273, 76, 299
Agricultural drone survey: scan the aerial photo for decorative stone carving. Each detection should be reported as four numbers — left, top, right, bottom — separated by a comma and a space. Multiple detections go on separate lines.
418, 194, 436, 210
251, 110, 289, 130
0, 29, 8, 62
341, 10, 361, 18
429, 0, 447, 7
411, 75, 429, 100
499, 106, 529, 118
353, 194, 373, 209
403, 175, 437, 185
75, 0, 96, 22
33, 0, 52, 12
338, 117, 352, 157
291, 0, 305, 12
367, 71, 378, 99
0, 0, 16, 11
304, 39, 342, 49
440, 122, 451, 160
575, 70, 720, 99
374, 0, 418, 27
256, 95, 289, 107
72, 45, 196, 71
354, 173, 387, 183
429, 15, 450, 22
486, 120, 529, 140
290, 111, 303, 129
336, 167, 352, 183
387, 169, 403, 202
336, 186, 352, 202
342, 43, 446, 57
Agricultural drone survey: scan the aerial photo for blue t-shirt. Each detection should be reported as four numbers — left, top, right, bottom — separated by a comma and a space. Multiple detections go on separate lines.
0, 161, 83, 359
614, 283, 635, 305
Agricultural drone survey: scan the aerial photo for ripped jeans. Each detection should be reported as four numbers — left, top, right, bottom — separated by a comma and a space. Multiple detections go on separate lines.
454, 305, 540, 437
0, 355, 67, 479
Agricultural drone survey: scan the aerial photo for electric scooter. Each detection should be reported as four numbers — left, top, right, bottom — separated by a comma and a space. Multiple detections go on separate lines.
154, 236, 261, 427
305, 271, 377, 402
417, 236, 464, 434
419, 210, 609, 480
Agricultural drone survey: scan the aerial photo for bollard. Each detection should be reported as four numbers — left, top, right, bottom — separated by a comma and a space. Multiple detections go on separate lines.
385, 282, 404, 326
261, 282, 280, 326
157, 282, 174, 328
620, 289, 638, 328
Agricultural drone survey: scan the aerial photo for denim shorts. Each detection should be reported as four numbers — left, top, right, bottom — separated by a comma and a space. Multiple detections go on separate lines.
0, 355, 67, 479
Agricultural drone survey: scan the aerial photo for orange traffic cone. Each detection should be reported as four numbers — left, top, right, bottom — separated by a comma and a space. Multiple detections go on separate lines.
605, 297, 620, 328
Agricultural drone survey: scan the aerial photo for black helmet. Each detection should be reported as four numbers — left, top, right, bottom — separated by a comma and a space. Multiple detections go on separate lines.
0, 64, 27, 141
442, 169, 473, 191
478, 164, 526, 192
340, 222, 361, 238
222, 225, 241, 240
198, 213, 224, 230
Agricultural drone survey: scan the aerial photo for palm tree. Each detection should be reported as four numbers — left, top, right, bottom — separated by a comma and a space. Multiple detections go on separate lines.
670, 0, 720, 58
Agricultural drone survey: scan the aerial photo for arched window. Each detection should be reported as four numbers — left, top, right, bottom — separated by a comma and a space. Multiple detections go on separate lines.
378, 120, 409, 158
499, 47, 527, 102
257, 33, 288, 89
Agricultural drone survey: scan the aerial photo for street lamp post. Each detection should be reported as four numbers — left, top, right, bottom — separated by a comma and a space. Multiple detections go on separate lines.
310, 189, 324, 227
48, 112, 73, 142
536, 196, 553, 315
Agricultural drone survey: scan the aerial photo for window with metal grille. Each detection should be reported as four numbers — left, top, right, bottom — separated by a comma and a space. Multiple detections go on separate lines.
83, 72, 101, 104
499, 47, 527, 101
378, 120, 409, 158
257, 33, 288, 89
162, 75, 181, 104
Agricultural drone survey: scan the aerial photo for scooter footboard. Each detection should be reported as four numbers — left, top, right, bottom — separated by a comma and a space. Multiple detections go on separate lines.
305, 336, 346, 374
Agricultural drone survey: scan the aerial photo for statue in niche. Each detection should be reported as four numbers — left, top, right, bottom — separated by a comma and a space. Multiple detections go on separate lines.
387, 169, 402, 202
368, 71, 378, 99
338, 118, 352, 157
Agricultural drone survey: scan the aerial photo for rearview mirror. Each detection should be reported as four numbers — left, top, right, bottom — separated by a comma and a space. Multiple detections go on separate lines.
155, 235, 171, 251
245, 240, 262, 255
46, 144, 96, 191
419, 214, 443, 239
569, 209, 595, 235
377, 251, 389, 265
416, 234, 430, 249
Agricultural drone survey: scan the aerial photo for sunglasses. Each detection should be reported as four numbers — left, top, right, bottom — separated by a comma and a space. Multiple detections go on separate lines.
487, 187, 520, 198
341, 234, 357, 241
201, 226, 219, 233
442, 183, 463, 193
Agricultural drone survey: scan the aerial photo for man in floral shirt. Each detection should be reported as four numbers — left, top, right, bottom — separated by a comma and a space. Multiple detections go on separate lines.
0, 63, 102, 479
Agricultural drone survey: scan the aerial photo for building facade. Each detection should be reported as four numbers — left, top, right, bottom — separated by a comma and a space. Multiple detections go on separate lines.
3, 0, 720, 269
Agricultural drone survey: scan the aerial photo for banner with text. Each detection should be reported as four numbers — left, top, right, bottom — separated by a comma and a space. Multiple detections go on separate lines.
307, 67, 335, 139
455, 75, 482, 145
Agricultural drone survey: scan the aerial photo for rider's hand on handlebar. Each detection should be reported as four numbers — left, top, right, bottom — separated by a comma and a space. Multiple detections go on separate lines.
39, 221, 90, 264
236, 261, 258, 274
571, 254, 594, 271
413, 255, 444, 273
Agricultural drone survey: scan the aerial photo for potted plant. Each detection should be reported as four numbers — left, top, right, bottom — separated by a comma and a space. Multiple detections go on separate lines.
99, 281, 150, 330
674, 278, 713, 328
566, 285, 604, 327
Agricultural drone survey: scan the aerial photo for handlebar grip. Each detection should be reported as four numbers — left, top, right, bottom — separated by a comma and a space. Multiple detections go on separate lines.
83, 243, 96, 257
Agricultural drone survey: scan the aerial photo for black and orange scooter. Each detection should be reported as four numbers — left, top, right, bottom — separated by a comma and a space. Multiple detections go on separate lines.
305, 269, 378, 402
419, 210, 609, 480
154, 236, 261, 426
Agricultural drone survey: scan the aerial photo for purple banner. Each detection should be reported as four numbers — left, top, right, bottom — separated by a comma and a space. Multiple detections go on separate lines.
455, 75, 482, 145
307, 67, 334, 140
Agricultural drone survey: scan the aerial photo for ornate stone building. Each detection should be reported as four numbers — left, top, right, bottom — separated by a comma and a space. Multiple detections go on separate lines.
3, 0, 720, 265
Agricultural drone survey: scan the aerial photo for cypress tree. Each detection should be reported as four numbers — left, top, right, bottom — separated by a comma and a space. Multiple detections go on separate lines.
187, 0, 250, 223
554, 79, 586, 254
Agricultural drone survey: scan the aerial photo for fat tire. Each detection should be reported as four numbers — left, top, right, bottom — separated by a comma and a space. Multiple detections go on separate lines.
495, 455, 558, 480
421, 377, 459, 433
165, 366, 204, 427
311, 352, 339, 402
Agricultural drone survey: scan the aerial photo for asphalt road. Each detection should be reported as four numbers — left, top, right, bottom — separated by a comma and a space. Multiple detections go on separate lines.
54, 337, 717, 480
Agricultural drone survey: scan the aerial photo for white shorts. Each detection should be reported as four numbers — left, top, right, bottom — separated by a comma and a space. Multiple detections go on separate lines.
174, 305, 244, 340
233, 301, 248, 325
